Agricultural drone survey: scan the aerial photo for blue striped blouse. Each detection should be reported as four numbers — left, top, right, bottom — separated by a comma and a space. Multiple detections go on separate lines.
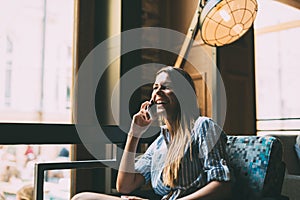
135, 116, 232, 200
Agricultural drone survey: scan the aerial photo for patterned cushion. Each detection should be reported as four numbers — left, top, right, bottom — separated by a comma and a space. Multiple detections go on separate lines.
226, 136, 285, 200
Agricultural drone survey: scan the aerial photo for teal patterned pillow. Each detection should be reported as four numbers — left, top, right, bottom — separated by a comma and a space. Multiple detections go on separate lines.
226, 136, 285, 200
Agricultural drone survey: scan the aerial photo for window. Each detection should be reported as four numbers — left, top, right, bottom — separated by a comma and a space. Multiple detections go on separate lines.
254, 0, 300, 134
6, 36, 13, 54
0, 0, 74, 124
4, 61, 12, 106
0, 1, 75, 199
0, 144, 71, 199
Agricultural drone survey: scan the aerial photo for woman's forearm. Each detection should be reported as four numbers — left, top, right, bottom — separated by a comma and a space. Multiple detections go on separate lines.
116, 101, 152, 194
116, 134, 144, 194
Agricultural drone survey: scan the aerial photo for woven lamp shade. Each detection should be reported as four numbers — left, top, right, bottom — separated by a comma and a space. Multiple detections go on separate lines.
200, 0, 258, 46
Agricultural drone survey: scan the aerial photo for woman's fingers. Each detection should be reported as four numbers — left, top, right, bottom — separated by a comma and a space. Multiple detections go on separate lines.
137, 100, 153, 123
128, 100, 153, 138
140, 101, 151, 110
141, 101, 154, 120
129, 111, 152, 138
134, 110, 151, 126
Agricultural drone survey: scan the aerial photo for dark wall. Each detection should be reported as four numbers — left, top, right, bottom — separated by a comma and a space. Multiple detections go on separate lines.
217, 27, 257, 135
74, 0, 111, 194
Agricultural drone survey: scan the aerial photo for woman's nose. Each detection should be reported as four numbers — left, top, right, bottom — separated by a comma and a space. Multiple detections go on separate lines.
152, 85, 162, 97
153, 85, 163, 94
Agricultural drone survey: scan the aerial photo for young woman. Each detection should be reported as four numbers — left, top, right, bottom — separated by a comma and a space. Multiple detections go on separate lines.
72, 66, 232, 200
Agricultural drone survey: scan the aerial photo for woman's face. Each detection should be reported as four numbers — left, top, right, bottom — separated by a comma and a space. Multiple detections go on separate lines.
151, 72, 179, 120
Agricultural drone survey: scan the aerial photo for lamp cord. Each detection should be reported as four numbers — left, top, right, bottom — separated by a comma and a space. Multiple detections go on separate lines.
174, 1, 201, 68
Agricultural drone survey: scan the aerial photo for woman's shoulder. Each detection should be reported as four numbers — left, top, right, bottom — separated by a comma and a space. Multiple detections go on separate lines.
194, 116, 223, 128
194, 116, 212, 127
193, 116, 225, 139
192, 116, 210, 138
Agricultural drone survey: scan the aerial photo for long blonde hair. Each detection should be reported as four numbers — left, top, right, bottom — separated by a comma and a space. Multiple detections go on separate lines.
156, 67, 199, 188
163, 116, 195, 187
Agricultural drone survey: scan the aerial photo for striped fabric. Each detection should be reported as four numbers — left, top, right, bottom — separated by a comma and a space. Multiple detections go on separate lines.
135, 117, 232, 199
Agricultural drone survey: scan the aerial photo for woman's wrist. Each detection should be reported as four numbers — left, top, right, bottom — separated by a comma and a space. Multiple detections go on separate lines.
124, 133, 140, 152
127, 132, 140, 141
128, 124, 148, 138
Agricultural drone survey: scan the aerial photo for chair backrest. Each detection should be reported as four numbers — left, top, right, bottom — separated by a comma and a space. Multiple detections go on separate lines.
226, 135, 285, 200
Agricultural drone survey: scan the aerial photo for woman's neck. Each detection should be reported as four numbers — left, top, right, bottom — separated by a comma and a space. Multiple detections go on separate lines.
165, 118, 178, 138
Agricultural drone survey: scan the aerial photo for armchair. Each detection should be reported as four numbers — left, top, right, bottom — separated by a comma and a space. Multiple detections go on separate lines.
34, 135, 288, 200
226, 135, 288, 200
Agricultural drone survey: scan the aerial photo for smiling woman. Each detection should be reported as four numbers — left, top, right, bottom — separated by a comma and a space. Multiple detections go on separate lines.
71, 66, 232, 200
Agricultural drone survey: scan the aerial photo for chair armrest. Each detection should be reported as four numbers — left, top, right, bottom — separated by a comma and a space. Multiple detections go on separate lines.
34, 159, 117, 200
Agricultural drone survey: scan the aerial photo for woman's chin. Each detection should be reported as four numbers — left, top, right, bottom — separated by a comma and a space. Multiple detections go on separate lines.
156, 106, 166, 117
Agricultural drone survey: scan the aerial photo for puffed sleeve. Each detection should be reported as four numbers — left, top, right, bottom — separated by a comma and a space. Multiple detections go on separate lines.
196, 118, 231, 182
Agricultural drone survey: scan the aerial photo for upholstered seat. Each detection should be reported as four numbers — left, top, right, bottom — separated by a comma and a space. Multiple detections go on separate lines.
227, 135, 288, 200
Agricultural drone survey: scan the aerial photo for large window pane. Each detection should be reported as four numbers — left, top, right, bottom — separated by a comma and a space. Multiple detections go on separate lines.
0, 0, 74, 123
254, 0, 300, 132
0, 0, 74, 199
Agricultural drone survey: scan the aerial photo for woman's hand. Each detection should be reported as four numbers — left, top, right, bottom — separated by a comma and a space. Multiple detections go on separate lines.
129, 101, 153, 138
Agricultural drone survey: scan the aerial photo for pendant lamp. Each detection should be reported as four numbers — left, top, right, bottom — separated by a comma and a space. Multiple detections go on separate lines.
174, 0, 258, 67
200, 0, 258, 46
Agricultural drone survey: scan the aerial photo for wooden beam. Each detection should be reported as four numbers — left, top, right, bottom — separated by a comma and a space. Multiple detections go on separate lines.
275, 0, 300, 10
174, 3, 200, 68
255, 20, 300, 35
